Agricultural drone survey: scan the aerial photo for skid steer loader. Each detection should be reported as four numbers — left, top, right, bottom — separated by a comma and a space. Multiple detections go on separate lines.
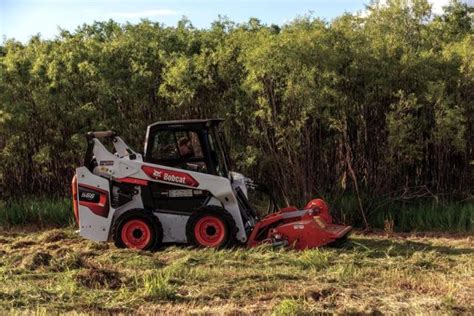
71, 119, 351, 250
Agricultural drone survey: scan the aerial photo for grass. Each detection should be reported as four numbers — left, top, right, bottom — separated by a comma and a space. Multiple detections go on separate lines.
332, 195, 473, 233
0, 198, 73, 228
371, 202, 474, 233
0, 228, 472, 314
2, 196, 473, 233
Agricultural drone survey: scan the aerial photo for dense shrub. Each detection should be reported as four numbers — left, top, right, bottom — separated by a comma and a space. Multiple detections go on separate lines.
1, 1, 472, 227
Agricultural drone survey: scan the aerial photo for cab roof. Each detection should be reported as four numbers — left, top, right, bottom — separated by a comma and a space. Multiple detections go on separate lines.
147, 118, 224, 130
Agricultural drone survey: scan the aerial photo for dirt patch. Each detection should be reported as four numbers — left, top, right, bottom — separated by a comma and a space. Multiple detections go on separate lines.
75, 266, 122, 289
11, 240, 36, 249
42, 230, 68, 243
23, 252, 53, 270
307, 287, 335, 301
47, 244, 60, 250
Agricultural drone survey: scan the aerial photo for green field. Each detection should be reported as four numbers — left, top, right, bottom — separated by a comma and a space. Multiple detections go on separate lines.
0, 228, 472, 314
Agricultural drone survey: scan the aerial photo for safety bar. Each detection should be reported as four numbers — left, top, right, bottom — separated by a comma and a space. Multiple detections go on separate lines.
86, 131, 116, 139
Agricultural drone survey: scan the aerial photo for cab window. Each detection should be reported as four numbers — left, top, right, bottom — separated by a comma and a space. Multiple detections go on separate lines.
150, 131, 179, 160
149, 130, 208, 173
208, 130, 228, 177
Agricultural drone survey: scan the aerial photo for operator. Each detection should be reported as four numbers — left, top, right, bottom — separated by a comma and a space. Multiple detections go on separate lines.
177, 137, 194, 158
177, 137, 206, 172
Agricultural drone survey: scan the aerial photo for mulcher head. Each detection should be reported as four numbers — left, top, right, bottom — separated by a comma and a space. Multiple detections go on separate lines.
247, 199, 352, 249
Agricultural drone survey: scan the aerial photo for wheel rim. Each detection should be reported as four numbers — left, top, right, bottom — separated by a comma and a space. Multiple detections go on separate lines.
121, 219, 151, 249
194, 216, 226, 247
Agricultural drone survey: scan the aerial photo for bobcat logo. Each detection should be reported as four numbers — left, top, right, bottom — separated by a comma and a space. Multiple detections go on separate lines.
142, 166, 199, 187
152, 170, 162, 178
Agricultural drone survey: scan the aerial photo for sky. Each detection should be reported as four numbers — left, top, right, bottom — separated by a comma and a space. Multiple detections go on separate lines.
0, 0, 459, 42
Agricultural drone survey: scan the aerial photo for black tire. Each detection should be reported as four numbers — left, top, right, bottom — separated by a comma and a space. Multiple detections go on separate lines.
186, 206, 238, 248
112, 209, 163, 251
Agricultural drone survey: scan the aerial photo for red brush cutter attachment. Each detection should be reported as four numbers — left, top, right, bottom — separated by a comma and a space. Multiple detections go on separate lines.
247, 199, 352, 250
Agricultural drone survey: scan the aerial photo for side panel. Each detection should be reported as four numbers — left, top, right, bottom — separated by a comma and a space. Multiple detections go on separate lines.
76, 167, 114, 241
147, 182, 211, 213
155, 213, 189, 243
136, 163, 248, 242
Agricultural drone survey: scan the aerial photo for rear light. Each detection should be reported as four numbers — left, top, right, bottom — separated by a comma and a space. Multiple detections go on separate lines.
71, 175, 79, 224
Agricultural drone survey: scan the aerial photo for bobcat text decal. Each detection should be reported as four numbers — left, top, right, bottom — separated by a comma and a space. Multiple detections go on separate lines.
142, 166, 199, 187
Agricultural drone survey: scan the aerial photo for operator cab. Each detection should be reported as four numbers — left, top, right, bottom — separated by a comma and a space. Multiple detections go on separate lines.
143, 119, 257, 224
144, 119, 231, 178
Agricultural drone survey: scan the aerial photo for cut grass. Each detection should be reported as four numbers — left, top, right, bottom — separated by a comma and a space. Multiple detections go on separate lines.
0, 229, 472, 314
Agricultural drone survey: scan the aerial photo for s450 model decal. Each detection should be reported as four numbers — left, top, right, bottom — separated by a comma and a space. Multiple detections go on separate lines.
79, 188, 100, 203
78, 185, 109, 218
142, 166, 199, 187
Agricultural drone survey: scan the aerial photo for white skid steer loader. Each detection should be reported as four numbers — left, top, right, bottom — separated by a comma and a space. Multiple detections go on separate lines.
72, 119, 351, 250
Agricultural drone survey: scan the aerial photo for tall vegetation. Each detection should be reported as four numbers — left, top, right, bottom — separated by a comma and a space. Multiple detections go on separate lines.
1, 0, 472, 227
